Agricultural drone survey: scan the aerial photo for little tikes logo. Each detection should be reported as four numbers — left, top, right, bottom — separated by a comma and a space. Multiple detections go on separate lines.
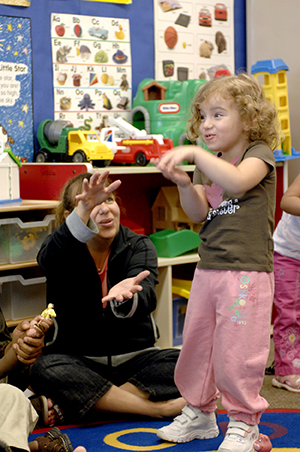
158, 102, 180, 114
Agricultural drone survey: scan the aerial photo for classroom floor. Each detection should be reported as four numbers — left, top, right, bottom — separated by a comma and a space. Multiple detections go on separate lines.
216, 337, 300, 411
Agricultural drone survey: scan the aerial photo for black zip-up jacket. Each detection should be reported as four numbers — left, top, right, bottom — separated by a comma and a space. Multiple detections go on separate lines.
37, 218, 159, 358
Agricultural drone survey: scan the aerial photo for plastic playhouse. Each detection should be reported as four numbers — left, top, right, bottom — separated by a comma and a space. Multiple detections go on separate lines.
131, 78, 207, 147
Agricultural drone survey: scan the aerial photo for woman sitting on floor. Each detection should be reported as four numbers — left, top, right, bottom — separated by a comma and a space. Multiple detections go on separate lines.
30, 171, 184, 425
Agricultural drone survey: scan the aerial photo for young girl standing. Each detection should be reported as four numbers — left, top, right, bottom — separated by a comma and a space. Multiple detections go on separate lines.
152, 73, 279, 452
272, 172, 300, 392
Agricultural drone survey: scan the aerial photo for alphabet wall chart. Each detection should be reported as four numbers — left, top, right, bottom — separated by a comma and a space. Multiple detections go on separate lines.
51, 13, 132, 131
154, 0, 235, 81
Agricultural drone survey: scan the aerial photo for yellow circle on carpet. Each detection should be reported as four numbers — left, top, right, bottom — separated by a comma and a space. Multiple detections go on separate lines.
104, 428, 176, 450
273, 449, 300, 452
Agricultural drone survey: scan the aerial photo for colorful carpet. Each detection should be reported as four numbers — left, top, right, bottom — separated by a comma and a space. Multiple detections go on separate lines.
29, 410, 300, 452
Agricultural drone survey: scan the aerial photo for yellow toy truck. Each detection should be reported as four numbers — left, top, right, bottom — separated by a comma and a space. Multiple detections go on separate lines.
35, 119, 114, 167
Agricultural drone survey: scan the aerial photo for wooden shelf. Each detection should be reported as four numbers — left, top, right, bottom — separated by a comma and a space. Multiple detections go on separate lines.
93, 164, 196, 175
0, 199, 59, 213
0, 261, 38, 271
158, 253, 199, 268
155, 253, 199, 348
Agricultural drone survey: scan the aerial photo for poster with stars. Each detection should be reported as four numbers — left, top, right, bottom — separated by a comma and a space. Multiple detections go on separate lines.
0, 16, 34, 162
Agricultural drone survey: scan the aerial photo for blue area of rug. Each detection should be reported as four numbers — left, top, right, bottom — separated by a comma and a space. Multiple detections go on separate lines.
29, 411, 300, 451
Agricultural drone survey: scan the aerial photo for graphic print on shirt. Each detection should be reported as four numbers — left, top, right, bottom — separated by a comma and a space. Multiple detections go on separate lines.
206, 196, 240, 221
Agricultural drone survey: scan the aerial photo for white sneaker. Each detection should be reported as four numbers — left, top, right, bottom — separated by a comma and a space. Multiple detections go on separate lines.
157, 405, 219, 443
218, 417, 259, 452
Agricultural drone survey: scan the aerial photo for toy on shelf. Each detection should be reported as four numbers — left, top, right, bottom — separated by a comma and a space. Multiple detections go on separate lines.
251, 59, 294, 158
0, 147, 22, 205
152, 186, 201, 233
131, 79, 207, 147
99, 116, 174, 166
34, 119, 114, 167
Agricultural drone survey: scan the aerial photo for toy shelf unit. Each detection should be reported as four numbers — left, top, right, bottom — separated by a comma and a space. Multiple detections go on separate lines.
155, 253, 199, 349
0, 200, 59, 327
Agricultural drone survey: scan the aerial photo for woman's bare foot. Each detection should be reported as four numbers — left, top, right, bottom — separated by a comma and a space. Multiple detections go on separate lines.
155, 397, 186, 419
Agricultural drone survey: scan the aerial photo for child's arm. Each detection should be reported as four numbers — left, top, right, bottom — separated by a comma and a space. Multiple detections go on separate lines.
13, 316, 53, 364
155, 145, 270, 195
152, 145, 269, 222
151, 154, 209, 223
280, 173, 300, 216
0, 316, 53, 379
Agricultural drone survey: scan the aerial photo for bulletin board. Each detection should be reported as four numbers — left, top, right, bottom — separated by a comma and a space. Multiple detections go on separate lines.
0, 0, 246, 160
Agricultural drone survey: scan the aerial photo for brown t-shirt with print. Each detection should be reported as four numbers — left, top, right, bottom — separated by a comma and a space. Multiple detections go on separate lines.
193, 141, 276, 272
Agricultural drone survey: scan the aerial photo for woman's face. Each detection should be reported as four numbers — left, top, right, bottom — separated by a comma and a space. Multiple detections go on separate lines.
90, 194, 120, 240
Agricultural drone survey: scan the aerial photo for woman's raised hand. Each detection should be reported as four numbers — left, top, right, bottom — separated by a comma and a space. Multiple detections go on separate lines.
76, 171, 121, 212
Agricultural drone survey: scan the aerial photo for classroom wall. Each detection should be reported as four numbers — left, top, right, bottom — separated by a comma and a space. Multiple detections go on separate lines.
0, 0, 246, 153
246, 0, 300, 184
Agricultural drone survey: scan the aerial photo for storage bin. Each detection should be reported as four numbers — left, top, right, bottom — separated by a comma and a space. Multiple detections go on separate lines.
172, 279, 192, 346
172, 278, 192, 299
0, 215, 55, 264
172, 297, 188, 346
149, 228, 201, 258
0, 275, 47, 321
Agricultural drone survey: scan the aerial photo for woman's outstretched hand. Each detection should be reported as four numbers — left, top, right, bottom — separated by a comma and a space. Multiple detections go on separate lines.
76, 170, 121, 212
102, 270, 150, 305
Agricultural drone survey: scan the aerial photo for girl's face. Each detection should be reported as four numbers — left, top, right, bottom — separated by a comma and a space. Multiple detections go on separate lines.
90, 194, 120, 240
199, 94, 249, 159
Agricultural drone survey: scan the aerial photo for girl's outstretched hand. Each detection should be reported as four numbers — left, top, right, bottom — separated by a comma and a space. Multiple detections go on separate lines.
102, 270, 150, 305
151, 146, 197, 187
75, 170, 121, 212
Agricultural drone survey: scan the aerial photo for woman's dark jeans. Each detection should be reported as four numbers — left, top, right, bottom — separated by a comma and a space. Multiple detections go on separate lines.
30, 348, 180, 421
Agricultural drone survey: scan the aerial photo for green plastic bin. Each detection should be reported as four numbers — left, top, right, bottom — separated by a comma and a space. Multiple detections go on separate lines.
149, 228, 201, 258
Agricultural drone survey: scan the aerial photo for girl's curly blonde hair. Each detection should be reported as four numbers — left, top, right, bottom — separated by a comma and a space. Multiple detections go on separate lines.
188, 73, 280, 150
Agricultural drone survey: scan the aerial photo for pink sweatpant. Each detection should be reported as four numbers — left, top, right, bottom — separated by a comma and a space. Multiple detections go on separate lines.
175, 268, 274, 425
273, 251, 300, 376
